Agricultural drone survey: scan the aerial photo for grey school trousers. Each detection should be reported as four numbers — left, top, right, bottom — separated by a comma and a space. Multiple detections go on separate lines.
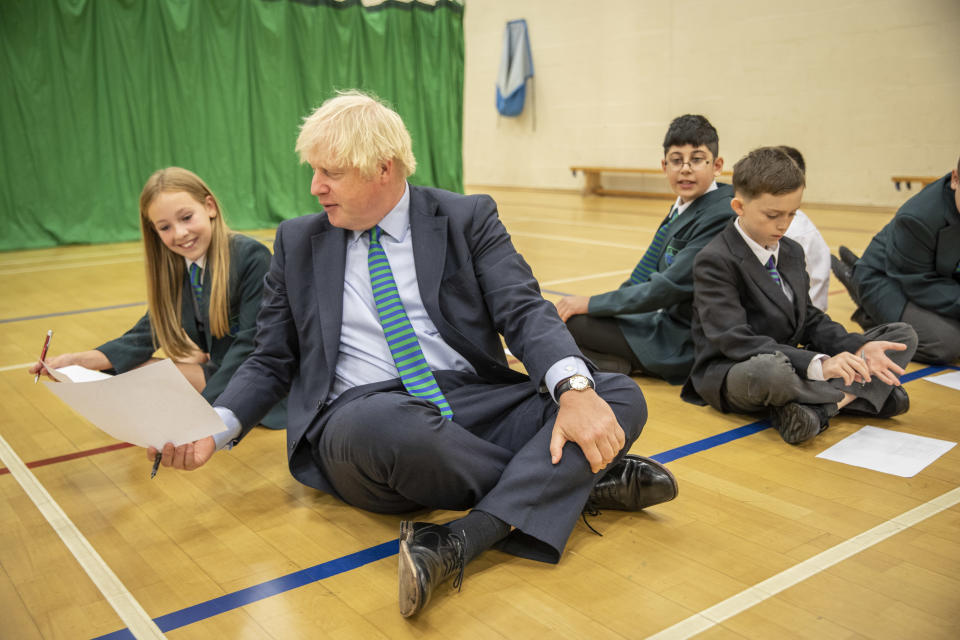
722, 323, 918, 415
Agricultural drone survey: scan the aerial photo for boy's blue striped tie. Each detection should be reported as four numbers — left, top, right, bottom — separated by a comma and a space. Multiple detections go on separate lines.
628, 206, 679, 284
765, 255, 783, 286
188, 263, 204, 309
367, 226, 453, 419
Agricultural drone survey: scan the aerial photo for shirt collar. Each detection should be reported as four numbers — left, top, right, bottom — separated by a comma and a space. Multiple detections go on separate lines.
350, 183, 410, 245
673, 180, 718, 216
734, 218, 780, 266
184, 254, 207, 270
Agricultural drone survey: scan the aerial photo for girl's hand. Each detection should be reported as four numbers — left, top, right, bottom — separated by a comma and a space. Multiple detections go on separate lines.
28, 351, 111, 380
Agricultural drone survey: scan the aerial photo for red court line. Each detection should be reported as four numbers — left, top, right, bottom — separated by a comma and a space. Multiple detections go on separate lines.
0, 442, 133, 476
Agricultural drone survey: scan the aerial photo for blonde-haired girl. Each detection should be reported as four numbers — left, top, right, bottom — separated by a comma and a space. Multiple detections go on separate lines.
31, 167, 285, 428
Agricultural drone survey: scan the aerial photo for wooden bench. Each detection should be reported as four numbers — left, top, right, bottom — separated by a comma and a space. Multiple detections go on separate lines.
570, 166, 733, 198
891, 175, 938, 191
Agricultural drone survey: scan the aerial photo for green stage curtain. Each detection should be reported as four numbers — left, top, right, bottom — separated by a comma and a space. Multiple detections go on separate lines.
0, 0, 464, 250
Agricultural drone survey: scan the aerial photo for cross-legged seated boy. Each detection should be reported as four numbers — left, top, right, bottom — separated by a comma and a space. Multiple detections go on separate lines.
831, 156, 960, 364
681, 147, 918, 444
555, 115, 735, 383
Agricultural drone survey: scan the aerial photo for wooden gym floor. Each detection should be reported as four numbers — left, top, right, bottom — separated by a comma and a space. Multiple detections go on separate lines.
1, 187, 958, 639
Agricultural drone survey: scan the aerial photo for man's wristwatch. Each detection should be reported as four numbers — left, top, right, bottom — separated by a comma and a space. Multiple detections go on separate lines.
554, 374, 595, 399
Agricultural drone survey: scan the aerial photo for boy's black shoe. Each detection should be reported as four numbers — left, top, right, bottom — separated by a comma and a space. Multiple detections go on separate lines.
770, 402, 833, 444
398, 521, 465, 617
838, 245, 860, 267
842, 386, 910, 419
586, 454, 678, 512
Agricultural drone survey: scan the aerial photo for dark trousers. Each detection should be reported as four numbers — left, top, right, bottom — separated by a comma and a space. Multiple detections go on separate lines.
854, 294, 960, 365
311, 370, 647, 563
722, 323, 918, 414
565, 315, 646, 373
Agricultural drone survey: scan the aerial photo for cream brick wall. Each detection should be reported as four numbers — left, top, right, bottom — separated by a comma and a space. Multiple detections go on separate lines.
463, 0, 960, 207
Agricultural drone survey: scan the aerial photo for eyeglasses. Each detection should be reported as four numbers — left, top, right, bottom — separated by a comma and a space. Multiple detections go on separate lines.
665, 156, 712, 171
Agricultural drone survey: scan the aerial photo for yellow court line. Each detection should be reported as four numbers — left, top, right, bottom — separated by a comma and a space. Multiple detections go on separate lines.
646, 486, 960, 640
0, 433, 166, 639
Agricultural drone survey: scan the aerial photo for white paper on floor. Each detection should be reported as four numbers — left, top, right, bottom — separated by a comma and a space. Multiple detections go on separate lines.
816, 426, 956, 478
922, 370, 960, 391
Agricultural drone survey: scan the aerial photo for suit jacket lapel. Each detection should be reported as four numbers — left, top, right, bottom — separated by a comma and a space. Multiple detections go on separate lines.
725, 225, 795, 320
311, 224, 347, 376
777, 243, 807, 333
408, 187, 448, 322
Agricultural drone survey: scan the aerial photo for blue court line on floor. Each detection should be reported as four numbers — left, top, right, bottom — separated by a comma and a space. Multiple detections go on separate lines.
0, 302, 145, 324
92, 540, 398, 640
89, 363, 956, 639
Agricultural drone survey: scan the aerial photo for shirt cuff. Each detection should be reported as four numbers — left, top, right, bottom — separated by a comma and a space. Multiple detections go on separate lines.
806, 354, 829, 381
212, 406, 243, 450
544, 357, 593, 403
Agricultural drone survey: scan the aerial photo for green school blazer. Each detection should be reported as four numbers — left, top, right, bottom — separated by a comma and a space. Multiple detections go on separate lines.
97, 233, 286, 428
853, 174, 960, 324
587, 184, 735, 384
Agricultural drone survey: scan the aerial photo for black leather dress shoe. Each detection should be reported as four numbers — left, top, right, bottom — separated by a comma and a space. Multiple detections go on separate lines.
770, 402, 833, 444
838, 245, 860, 267
398, 521, 465, 617
586, 454, 678, 512
842, 386, 910, 419
831, 255, 857, 298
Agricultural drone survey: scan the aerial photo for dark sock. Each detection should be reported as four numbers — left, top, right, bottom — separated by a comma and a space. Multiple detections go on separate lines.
446, 510, 511, 565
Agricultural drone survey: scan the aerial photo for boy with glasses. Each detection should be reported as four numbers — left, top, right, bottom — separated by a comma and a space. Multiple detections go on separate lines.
555, 114, 735, 384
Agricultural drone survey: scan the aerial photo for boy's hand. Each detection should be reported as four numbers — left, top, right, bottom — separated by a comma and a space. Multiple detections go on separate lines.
821, 351, 871, 386
555, 296, 589, 322
821, 341, 907, 387
859, 341, 908, 386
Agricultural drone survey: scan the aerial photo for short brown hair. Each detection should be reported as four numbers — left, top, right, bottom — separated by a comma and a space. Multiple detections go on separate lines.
733, 147, 805, 200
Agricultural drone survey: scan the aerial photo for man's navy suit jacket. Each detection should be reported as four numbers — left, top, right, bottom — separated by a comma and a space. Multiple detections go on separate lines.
216, 185, 585, 494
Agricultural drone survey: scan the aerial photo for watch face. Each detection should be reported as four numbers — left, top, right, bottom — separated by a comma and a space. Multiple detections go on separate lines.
570, 375, 589, 390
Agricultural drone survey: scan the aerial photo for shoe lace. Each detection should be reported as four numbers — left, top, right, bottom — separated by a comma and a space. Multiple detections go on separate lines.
580, 503, 604, 537
449, 532, 465, 591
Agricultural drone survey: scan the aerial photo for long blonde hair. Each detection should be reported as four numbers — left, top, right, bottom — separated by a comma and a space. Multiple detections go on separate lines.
139, 167, 233, 360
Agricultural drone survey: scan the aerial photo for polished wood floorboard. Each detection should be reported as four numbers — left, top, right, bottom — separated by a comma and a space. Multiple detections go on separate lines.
0, 189, 957, 639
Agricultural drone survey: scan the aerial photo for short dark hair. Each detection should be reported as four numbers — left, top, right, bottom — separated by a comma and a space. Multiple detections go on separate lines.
663, 115, 719, 158
733, 147, 806, 200
778, 145, 806, 174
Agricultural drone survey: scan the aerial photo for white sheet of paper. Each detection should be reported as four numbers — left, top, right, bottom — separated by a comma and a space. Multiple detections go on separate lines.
816, 426, 956, 478
50, 364, 113, 382
923, 370, 960, 391
43, 359, 226, 449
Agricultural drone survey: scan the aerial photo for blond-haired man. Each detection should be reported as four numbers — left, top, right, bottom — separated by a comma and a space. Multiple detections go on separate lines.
154, 91, 673, 616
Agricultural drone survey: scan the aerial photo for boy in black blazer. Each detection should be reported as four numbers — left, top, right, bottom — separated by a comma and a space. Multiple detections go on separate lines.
682, 147, 917, 444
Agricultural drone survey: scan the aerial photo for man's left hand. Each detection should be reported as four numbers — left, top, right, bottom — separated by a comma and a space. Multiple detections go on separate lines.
549, 388, 625, 474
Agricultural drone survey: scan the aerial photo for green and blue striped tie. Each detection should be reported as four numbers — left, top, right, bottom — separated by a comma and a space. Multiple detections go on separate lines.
368, 226, 453, 419
628, 206, 678, 284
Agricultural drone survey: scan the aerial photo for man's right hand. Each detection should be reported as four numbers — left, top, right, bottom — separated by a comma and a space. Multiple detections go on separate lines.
147, 436, 216, 471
